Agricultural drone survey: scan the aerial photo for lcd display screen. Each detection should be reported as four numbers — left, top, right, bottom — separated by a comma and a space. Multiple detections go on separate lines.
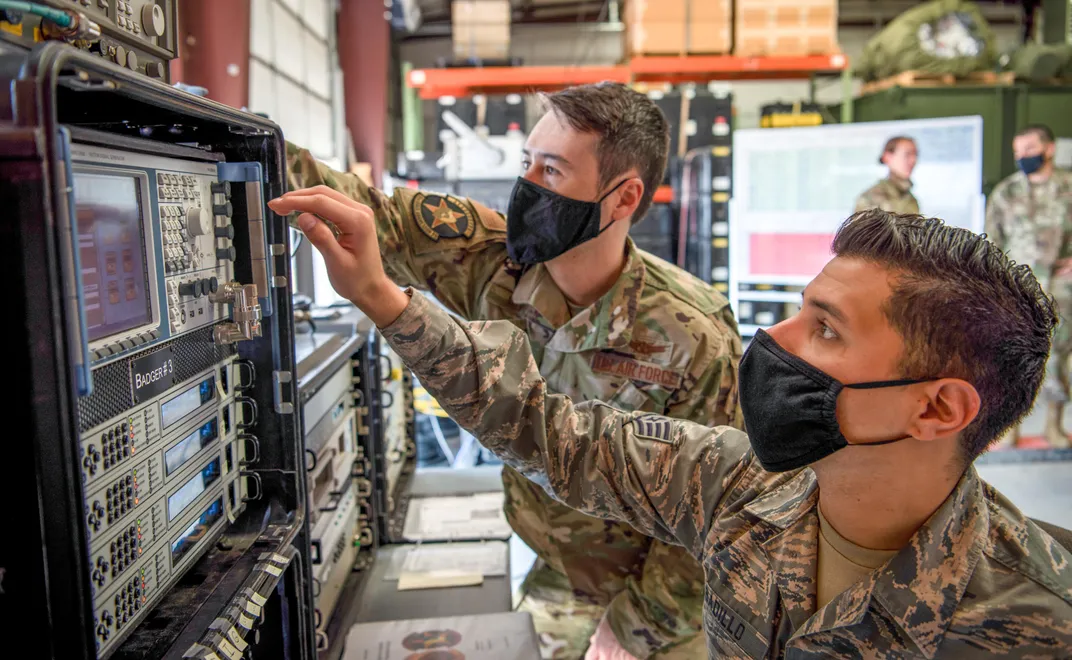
74, 173, 152, 343
167, 457, 221, 522
165, 418, 219, 477
171, 497, 224, 565
161, 376, 216, 429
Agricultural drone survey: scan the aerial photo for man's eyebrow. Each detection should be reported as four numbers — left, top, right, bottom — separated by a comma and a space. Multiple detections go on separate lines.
807, 297, 848, 324
521, 148, 571, 167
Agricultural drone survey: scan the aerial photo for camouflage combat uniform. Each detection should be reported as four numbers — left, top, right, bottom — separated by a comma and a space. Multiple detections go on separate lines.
286, 143, 744, 659
853, 175, 920, 215
986, 169, 1072, 447
380, 290, 1072, 659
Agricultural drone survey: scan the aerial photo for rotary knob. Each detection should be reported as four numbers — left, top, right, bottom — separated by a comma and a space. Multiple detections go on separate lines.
186, 207, 211, 236
142, 4, 166, 38
216, 246, 236, 262
214, 225, 234, 239
146, 62, 165, 79
179, 281, 202, 298
213, 202, 233, 218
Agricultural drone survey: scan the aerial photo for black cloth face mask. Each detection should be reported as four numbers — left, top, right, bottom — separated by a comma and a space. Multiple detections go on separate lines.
506, 177, 629, 265
739, 329, 928, 473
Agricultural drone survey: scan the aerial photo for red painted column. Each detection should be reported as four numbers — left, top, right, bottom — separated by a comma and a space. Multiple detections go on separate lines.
339, 0, 390, 184
175, 0, 251, 109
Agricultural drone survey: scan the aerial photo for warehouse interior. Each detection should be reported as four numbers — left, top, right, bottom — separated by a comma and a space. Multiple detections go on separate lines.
2, 0, 1072, 658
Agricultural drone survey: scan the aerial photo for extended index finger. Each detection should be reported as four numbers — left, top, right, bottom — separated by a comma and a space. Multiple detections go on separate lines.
274, 184, 358, 208
268, 192, 372, 236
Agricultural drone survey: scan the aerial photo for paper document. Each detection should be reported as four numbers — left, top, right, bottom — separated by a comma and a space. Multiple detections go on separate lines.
343, 612, 540, 660
383, 541, 509, 581
401, 492, 512, 541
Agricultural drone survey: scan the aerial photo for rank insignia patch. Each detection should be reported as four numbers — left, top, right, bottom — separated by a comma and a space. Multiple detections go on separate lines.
412, 193, 476, 241
632, 413, 675, 445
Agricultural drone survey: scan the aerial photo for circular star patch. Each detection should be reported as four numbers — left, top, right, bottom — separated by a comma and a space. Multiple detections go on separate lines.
411, 193, 476, 241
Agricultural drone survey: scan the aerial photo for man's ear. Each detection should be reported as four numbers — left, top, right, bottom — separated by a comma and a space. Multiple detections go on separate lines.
610, 177, 644, 223
909, 379, 981, 442
1047, 142, 1058, 160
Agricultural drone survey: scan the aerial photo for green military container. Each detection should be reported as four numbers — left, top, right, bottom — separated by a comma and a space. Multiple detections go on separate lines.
836, 83, 1072, 195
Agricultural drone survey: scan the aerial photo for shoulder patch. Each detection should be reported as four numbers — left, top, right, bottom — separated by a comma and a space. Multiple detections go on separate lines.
474, 202, 507, 233
411, 193, 477, 241
632, 413, 675, 445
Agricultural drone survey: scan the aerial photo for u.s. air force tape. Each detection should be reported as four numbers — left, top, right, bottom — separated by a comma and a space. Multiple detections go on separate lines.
632, 413, 675, 444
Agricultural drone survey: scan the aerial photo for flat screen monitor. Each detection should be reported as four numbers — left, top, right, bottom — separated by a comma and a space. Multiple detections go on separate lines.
74, 172, 152, 343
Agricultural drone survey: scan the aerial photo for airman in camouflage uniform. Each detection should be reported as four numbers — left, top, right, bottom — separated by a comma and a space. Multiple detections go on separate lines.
853, 176, 920, 215
855, 135, 920, 215
285, 142, 742, 659
370, 255, 1072, 660
986, 125, 1072, 449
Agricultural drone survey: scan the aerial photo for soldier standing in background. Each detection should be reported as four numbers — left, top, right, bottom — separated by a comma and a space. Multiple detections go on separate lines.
854, 136, 920, 214
986, 124, 1072, 449
281, 82, 743, 660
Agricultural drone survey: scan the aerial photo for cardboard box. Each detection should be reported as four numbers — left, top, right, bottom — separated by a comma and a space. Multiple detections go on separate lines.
624, 0, 731, 56
452, 0, 510, 60
688, 21, 732, 54
689, 0, 731, 22
626, 20, 687, 56
735, 0, 838, 56
625, 0, 687, 22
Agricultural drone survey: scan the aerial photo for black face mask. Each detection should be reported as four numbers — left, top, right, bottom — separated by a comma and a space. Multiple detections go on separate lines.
739, 330, 927, 473
506, 177, 628, 265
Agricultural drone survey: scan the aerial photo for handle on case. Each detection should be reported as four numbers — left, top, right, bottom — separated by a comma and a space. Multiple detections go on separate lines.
57, 127, 93, 395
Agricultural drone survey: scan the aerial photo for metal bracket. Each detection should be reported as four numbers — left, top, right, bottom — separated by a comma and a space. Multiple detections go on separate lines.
272, 370, 294, 414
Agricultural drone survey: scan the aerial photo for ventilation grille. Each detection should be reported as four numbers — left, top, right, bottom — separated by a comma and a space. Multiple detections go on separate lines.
78, 326, 236, 432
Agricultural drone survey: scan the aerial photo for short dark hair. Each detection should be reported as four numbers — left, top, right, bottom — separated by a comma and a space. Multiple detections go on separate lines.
832, 210, 1058, 463
1015, 124, 1055, 144
879, 136, 915, 164
539, 82, 669, 223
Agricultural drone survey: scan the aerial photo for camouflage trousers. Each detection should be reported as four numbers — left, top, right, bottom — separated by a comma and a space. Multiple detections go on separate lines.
1043, 300, 1072, 403
516, 562, 709, 660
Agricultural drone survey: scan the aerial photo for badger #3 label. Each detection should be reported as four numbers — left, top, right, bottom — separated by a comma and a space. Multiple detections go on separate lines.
130, 346, 177, 403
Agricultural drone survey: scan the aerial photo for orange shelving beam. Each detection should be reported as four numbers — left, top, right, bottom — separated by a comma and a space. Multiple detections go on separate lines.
408, 54, 849, 99
653, 185, 674, 204
630, 53, 848, 82
408, 65, 630, 99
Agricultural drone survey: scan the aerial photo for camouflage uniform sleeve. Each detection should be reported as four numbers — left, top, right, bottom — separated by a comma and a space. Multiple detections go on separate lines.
602, 304, 744, 657
381, 290, 754, 555
985, 181, 1009, 249
285, 141, 507, 320
854, 183, 881, 213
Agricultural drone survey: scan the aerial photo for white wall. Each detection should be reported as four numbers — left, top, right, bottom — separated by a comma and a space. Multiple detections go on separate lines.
398, 22, 1024, 146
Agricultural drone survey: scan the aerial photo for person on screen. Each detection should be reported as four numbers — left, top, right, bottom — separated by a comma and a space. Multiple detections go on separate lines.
986, 124, 1072, 449
854, 136, 920, 215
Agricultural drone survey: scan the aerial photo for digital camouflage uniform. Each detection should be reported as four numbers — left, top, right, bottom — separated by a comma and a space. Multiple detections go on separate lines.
380, 290, 1072, 659
853, 175, 920, 215
986, 169, 1072, 448
286, 143, 744, 659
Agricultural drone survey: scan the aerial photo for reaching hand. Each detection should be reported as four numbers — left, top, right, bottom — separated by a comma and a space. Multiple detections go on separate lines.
267, 186, 409, 327
584, 617, 640, 660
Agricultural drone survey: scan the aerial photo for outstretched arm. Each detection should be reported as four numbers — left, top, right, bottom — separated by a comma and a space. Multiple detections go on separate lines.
271, 190, 756, 557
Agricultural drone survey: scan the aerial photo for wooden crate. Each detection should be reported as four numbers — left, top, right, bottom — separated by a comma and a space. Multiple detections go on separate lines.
860, 70, 1016, 94
734, 0, 838, 57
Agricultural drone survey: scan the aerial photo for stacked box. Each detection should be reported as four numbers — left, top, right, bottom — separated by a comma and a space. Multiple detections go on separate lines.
734, 0, 838, 57
624, 0, 731, 57
452, 0, 511, 61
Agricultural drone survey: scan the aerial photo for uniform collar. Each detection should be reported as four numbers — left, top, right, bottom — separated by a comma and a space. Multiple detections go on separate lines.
886, 174, 914, 193
745, 465, 988, 658
511, 239, 646, 353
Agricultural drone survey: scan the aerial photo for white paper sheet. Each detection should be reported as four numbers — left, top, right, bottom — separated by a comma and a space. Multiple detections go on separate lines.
401, 493, 512, 541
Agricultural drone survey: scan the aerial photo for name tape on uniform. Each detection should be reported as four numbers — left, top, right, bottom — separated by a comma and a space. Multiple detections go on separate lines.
591, 352, 683, 389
